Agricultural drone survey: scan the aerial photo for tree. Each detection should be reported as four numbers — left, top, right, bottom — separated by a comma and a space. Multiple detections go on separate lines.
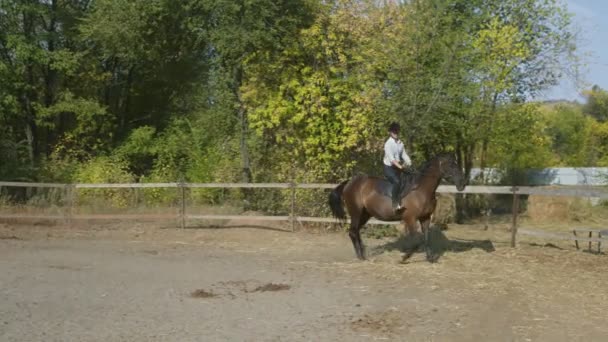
489, 103, 555, 171
582, 85, 608, 122
373, 0, 578, 179
0, 0, 90, 164
541, 103, 591, 166
243, 0, 385, 181
585, 120, 608, 166
79, 0, 212, 137
201, 0, 316, 183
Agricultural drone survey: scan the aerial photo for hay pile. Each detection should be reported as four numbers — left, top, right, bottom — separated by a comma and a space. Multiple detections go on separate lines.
433, 194, 456, 224
526, 194, 593, 223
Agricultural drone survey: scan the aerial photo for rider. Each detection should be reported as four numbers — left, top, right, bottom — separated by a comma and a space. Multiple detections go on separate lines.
383, 122, 412, 213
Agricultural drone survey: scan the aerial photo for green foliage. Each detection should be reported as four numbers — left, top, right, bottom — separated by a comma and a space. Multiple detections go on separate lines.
114, 126, 158, 176
38, 153, 80, 183
0, 0, 600, 216
0, 132, 34, 181
37, 92, 115, 158
73, 156, 135, 208
541, 103, 591, 166
364, 0, 578, 181
587, 120, 608, 166
489, 103, 556, 170
538, 101, 608, 167
73, 156, 134, 184
244, 1, 383, 180
583, 85, 608, 122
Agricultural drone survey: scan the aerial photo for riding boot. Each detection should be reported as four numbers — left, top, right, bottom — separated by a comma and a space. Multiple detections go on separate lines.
384, 164, 403, 213
392, 182, 403, 212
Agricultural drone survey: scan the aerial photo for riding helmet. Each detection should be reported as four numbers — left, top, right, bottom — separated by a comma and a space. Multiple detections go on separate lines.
388, 122, 400, 133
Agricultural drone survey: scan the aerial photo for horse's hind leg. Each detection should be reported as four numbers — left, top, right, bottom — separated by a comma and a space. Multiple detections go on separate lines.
349, 211, 370, 260
348, 226, 362, 260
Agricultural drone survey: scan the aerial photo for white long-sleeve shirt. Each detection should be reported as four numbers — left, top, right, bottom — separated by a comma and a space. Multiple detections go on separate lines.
383, 137, 412, 167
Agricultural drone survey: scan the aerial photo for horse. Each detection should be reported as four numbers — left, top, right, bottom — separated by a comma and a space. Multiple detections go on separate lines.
328, 153, 466, 262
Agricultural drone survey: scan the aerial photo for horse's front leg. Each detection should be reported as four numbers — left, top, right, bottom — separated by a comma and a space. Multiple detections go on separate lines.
420, 216, 434, 262
401, 216, 419, 263
401, 214, 418, 236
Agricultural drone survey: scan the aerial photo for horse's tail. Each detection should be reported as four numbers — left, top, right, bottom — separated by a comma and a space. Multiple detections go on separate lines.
329, 180, 349, 221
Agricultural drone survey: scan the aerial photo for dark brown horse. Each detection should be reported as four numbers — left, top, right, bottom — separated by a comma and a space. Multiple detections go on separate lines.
328, 153, 466, 262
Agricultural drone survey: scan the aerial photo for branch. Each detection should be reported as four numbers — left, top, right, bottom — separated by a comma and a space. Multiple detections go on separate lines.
423, 38, 458, 116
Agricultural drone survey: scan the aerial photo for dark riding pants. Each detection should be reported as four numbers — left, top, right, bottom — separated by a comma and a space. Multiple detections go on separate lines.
383, 165, 401, 208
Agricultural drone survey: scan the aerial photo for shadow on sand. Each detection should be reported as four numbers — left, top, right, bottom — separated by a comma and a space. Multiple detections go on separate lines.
370, 225, 496, 262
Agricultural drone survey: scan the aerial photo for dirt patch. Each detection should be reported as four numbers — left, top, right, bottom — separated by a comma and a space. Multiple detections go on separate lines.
47, 264, 83, 271
0, 235, 21, 240
3, 222, 608, 341
190, 289, 217, 299
249, 283, 290, 292
350, 310, 406, 336
216, 279, 258, 293
208, 280, 291, 296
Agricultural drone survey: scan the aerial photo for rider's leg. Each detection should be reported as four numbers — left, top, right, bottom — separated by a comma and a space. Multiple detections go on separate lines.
383, 165, 402, 211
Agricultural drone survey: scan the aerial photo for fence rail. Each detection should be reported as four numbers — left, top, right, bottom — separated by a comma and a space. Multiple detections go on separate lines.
518, 228, 605, 243
2, 181, 608, 197
1, 181, 607, 248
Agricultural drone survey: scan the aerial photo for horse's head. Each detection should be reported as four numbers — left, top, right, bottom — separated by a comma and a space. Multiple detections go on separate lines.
438, 153, 466, 191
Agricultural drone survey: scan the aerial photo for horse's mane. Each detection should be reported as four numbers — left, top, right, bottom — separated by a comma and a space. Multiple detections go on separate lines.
399, 153, 452, 196
402, 154, 439, 182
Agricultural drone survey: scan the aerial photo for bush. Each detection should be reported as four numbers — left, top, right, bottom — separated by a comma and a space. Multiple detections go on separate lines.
74, 156, 135, 208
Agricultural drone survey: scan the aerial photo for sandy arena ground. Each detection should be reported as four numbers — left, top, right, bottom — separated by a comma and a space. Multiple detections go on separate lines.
1, 221, 608, 342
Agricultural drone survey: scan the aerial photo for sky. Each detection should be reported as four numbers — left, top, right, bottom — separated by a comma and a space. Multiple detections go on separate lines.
539, 0, 608, 102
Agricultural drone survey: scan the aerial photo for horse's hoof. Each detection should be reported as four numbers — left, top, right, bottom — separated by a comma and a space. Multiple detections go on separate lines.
426, 255, 438, 263
400, 252, 414, 264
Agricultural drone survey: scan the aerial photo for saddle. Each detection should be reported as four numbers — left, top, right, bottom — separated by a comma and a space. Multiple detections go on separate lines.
377, 169, 418, 199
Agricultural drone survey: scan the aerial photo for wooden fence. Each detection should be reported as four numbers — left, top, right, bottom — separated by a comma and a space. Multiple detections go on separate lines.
1, 181, 608, 248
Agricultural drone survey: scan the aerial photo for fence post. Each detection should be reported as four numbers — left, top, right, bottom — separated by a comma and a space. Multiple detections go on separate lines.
134, 187, 140, 207
66, 184, 75, 228
179, 181, 186, 229
510, 186, 520, 247
290, 182, 296, 232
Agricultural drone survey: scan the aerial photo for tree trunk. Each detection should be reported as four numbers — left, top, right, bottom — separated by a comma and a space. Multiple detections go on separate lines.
455, 141, 465, 224
42, 0, 58, 156
119, 65, 135, 135
20, 89, 37, 168
478, 92, 499, 182
233, 65, 252, 183
232, 65, 252, 209
455, 141, 475, 224
20, 6, 38, 167
44, 0, 58, 108
24, 122, 35, 168
238, 104, 252, 183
